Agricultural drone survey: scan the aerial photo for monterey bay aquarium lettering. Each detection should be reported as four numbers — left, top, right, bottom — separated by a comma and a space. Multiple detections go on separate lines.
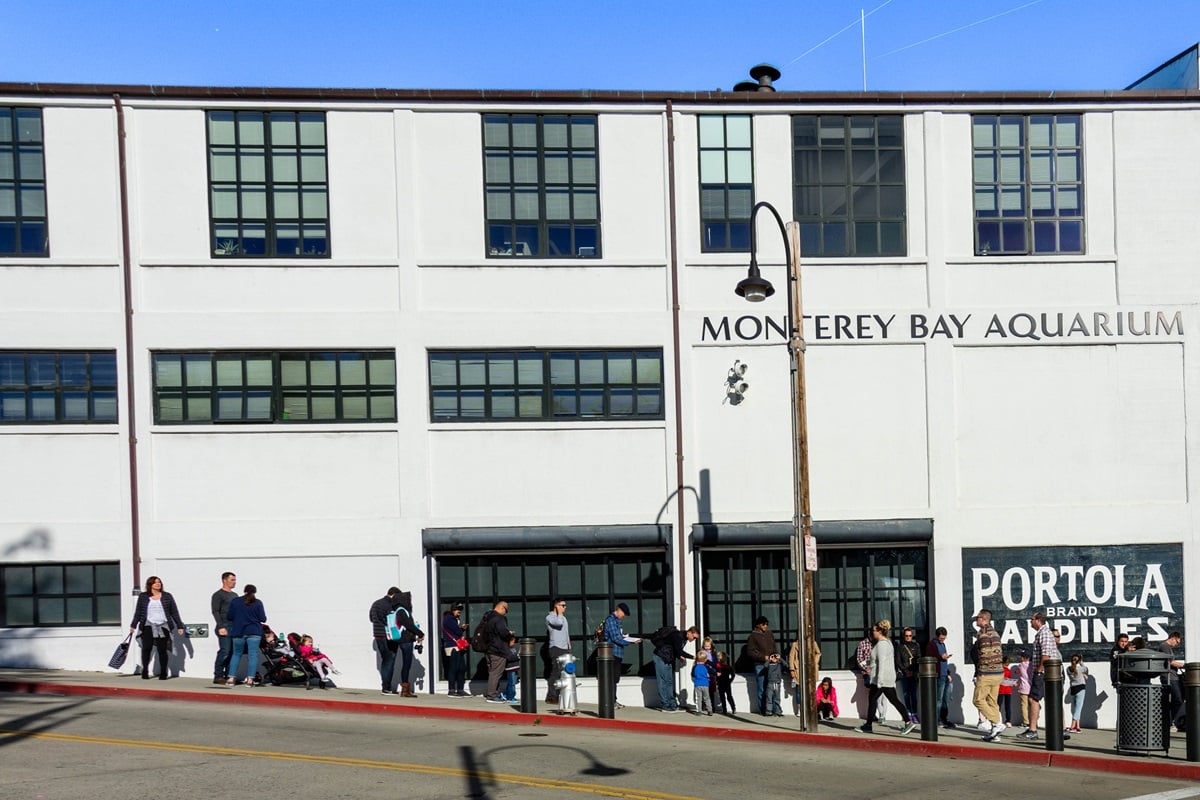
700, 309, 1184, 343
961, 544, 1184, 661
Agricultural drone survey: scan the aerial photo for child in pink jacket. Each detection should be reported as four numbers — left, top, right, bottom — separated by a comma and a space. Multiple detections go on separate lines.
815, 675, 840, 721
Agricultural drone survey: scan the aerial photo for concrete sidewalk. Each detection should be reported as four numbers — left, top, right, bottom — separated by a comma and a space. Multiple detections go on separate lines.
2, 668, 1197, 781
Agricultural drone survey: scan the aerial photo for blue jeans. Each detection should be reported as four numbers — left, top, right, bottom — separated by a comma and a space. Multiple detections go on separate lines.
228, 635, 261, 681
1069, 687, 1085, 721
653, 654, 677, 709
899, 673, 918, 719
503, 671, 517, 701
214, 632, 232, 679
376, 639, 399, 691
754, 664, 768, 713
398, 641, 415, 683
936, 674, 951, 722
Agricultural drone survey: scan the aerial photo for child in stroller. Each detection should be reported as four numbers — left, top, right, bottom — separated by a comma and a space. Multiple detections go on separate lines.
257, 627, 323, 689
297, 634, 339, 687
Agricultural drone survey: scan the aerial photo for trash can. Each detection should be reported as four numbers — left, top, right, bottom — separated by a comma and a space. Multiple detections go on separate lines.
1116, 650, 1172, 754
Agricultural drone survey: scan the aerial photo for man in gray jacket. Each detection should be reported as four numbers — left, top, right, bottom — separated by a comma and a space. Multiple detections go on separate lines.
210, 572, 237, 684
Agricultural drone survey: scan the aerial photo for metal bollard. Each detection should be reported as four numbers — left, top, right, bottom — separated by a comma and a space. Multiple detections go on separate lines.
1185, 663, 1200, 763
1044, 658, 1064, 752
918, 656, 938, 742
518, 637, 537, 714
596, 642, 615, 719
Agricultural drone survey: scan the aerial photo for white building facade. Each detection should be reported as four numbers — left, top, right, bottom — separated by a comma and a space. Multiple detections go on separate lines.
0, 82, 1192, 726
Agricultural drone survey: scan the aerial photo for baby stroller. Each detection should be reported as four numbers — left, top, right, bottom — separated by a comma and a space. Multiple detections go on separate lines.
257, 627, 321, 689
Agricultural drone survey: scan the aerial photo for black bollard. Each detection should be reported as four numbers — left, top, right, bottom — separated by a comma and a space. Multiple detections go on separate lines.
1044, 658, 1064, 752
918, 656, 938, 742
519, 637, 537, 714
1186, 663, 1200, 763
596, 642, 615, 719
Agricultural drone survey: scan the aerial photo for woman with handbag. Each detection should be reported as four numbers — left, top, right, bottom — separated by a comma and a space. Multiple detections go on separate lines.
441, 602, 470, 697
129, 575, 185, 680
225, 584, 267, 687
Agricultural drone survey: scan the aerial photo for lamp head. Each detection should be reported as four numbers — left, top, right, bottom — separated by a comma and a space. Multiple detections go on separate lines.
735, 262, 775, 303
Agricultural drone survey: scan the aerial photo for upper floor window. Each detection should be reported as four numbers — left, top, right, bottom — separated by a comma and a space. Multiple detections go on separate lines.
0, 107, 48, 256
0, 351, 117, 424
429, 349, 663, 421
973, 114, 1083, 255
698, 115, 753, 252
152, 350, 395, 424
2, 561, 122, 627
792, 115, 905, 257
206, 111, 329, 258
483, 114, 600, 258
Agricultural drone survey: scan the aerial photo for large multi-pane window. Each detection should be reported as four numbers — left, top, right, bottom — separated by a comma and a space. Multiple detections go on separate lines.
483, 114, 600, 258
815, 546, 927, 671
973, 114, 1083, 255
429, 349, 663, 422
0, 107, 48, 256
698, 115, 753, 252
436, 552, 669, 678
2, 562, 121, 627
0, 351, 117, 423
152, 350, 395, 424
699, 545, 928, 672
206, 110, 329, 257
792, 115, 905, 257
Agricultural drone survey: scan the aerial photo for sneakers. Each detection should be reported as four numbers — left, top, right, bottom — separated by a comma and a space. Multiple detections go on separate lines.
983, 723, 1005, 741
855, 724, 874, 733
213, 677, 227, 685
941, 720, 957, 729
381, 689, 395, 695
484, 695, 508, 704
977, 721, 993, 732
901, 722, 917, 735
1018, 729, 1039, 740
659, 706, 684, 713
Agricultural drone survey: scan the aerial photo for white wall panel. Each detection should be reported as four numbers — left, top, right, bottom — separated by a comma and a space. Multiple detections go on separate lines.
43, 107, 120, 260
428, 427, 668, 522
0, 434, 124, 523
327, 110, 398, 260
598, 114, 666, 261
955, 343, 1185, 506
412, 113, 485, 263
151, 432, 400, 522
131, 108, 209, 260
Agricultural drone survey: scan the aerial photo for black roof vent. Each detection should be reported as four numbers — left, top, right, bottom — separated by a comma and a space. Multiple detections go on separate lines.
735, 63, 781, 92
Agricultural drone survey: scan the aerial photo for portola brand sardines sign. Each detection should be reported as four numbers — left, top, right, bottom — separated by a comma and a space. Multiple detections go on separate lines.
960, 544, 1184, 662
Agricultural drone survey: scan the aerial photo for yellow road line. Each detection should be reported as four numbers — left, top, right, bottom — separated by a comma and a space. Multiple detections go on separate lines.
0, 728, 699, 800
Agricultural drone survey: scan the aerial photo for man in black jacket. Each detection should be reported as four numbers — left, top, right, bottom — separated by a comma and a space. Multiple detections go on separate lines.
483, 600, 514, 703
653, 625, 699, 712
369, 587, 402, 694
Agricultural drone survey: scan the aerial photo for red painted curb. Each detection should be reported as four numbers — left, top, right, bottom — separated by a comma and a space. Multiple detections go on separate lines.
4, 680, 1199, 781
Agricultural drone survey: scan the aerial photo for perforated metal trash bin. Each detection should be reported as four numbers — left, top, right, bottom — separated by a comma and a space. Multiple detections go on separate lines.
1116, 650, 1171, 754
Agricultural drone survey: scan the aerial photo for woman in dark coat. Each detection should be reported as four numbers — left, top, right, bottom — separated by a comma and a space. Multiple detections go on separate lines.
225, 584, 267, 687
128, 575, 185, 680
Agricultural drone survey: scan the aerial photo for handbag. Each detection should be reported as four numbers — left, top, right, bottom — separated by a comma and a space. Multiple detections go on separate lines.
455, 637, 470, 651
108, 632, 134, 669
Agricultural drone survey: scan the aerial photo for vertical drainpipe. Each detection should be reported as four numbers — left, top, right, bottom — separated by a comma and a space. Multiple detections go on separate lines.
665, 100, 687, 628
113, 94, 142, 589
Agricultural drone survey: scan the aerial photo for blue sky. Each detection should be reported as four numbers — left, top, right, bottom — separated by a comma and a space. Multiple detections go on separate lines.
4, 1, 1199, 92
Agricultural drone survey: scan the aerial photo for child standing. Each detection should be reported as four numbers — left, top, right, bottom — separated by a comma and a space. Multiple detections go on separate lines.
501, 635, 520, 702
692, 651, 713, 715
999, 655, 1015, 727
1012, 650, 1032, 729
764, 652, 785, 716
298, 634, 339, 686
715, 651, 736, 714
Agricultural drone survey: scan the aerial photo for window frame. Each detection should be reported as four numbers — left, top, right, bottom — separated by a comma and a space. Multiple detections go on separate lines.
1, 561, 122, 627
151, 349, 396, 425
483, 113, 601, 259
972, 113, 1085, 256
791, 114, 906, 258
205, 110, 330, 259
0, 106, 49, 257
0, 350, 118, 424
698, 114, 754, 252
428, 348, 664, 422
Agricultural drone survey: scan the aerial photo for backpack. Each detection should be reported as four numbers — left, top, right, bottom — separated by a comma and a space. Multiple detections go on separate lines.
384, 607, 408, 642
470, 611, 493, 654
649, 625, 676, 648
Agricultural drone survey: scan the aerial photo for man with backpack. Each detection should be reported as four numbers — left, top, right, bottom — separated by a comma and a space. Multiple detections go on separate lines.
369, 587, 402, 694
651, 624, 699, 712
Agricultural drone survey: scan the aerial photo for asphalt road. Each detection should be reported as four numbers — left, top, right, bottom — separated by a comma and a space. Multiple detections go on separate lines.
2, 694, 1198, 800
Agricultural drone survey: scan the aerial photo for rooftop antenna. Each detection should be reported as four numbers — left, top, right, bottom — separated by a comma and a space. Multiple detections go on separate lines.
861, 8, 868, 90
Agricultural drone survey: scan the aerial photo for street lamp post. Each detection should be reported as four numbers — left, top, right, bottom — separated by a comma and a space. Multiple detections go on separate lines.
735, 200, 818, 731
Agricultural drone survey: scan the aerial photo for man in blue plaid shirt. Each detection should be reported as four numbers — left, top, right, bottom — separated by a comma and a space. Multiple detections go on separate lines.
602, 602, 641, 708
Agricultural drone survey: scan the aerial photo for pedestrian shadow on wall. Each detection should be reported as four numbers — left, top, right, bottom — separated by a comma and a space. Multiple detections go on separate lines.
1, 528, 51, 558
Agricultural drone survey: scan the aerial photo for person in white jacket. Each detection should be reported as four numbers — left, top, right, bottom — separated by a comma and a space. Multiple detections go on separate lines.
856, 620, 917, 735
